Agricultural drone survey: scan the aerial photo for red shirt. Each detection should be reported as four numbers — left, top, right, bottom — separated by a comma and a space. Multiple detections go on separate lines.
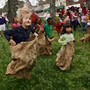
82, 10, 87, 15
62, 10, 65, 15
70, 14, 73, 20
56, 21, 63, 32
32, 13, 37, 23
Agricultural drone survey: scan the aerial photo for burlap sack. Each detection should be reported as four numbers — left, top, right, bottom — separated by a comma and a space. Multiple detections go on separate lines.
80, 27, 90, 42
45, 36, 54, 55
56, 41, 74, 70
5, 36, 37, 79
35, 28, 46, 56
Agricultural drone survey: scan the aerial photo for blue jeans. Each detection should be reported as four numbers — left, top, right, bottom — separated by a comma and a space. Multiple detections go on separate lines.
82, 22, 86, 31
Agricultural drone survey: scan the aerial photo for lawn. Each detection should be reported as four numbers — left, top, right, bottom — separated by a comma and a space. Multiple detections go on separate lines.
0, 27, 90, 90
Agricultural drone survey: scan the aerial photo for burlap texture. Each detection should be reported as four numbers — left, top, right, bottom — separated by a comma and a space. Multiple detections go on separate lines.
56, 41, 74, 70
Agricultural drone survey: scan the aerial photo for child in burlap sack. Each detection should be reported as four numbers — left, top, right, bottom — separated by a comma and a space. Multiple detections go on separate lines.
4, 5, 38, 79
34, 17, 46, 56
44, 18, 54, 55
80, 11, 90, 42
80, 26, 90, 42
56, 24, 75, 70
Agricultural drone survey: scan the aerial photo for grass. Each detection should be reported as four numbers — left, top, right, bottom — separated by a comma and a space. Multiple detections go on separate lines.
0, 25, 90, 90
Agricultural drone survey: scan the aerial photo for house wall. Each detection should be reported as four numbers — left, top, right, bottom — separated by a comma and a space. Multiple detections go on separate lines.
66, 0, 87, 7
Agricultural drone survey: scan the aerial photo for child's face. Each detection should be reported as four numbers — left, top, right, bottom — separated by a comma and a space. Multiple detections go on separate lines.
22, 14, 31, 26
37, 18, 41, 25
14, 17, 18, 23
48, 19, 53, 25
66, 27, 72, 34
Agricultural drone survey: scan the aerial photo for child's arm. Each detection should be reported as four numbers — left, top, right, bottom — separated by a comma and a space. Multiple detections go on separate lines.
4, 28, 16, 45
58, 36, 67, 45
4, 29, 14, 41
44, 25, 52, 39
30, 25, 38, 37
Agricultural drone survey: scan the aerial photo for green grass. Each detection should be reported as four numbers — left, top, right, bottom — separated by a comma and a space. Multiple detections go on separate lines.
0, 27, 90, 90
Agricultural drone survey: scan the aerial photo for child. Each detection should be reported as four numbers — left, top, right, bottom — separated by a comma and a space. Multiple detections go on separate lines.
34, 17, 46, 56
44, 11, 50, 24
4, 6, 38, 79
0, 13, 6, 36
44, 17, 54, 55
4, 15, 9, 30
34, 17, 44, 31
80, 27, 90, 42
81, 13, 86, 31
56, 24, 75, 70
86, 11, 90, 27
12, 17, 21, 28
31, 10, 38, 27
56, 20, 63, 37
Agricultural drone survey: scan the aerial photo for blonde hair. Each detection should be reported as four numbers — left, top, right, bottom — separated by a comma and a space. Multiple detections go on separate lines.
17, 4, 32, 23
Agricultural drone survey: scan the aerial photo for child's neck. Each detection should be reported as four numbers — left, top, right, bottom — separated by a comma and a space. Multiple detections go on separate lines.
66, 32, 71, 34
22, 24, 28, 29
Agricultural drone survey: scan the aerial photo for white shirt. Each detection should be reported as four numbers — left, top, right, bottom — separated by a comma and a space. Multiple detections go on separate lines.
44, 13, 50, 21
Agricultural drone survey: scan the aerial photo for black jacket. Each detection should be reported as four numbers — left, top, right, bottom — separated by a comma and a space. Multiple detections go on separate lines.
4, 25, 35, 44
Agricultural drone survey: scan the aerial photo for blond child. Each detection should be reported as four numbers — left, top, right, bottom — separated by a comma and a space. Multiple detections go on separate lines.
4, 6, 38, 79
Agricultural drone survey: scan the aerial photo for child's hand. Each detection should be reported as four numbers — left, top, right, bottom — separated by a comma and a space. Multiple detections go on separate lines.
65, 42, 68, 46
9, 39, 16, 46
34, 32, 38, 37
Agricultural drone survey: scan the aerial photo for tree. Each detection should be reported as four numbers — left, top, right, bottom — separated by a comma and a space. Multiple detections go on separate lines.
8, 0, 18, 23
37, 0, 49, 5
50, 0, 56, 26
87, 0, 90, 9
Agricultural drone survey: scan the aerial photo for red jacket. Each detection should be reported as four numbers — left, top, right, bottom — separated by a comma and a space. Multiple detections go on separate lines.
32, 13, 37, 23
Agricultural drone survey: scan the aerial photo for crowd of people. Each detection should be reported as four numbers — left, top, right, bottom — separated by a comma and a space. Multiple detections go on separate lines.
56, 6, 90, 36
0, 5, 90, 79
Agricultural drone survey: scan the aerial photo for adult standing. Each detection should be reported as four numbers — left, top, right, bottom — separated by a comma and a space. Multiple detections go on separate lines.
0, 13, 6, 31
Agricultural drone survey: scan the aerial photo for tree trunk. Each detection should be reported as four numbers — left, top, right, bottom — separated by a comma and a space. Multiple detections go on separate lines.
8, 0, 18, 23
50, 0, 56, 26
87, 0, 90, 9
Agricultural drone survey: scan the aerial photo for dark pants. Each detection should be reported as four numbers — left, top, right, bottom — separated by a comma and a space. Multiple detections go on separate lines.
72, 20, 81, 31
82, 22, 86, 31
72, 20, 78, 31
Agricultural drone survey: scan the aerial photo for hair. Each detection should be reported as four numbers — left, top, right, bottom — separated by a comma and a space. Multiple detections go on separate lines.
61, 24, 72, 34
47, 17, 52, 23
13, 17, 18, 23
35, 17, 41, 24
17, 5, 32, 24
